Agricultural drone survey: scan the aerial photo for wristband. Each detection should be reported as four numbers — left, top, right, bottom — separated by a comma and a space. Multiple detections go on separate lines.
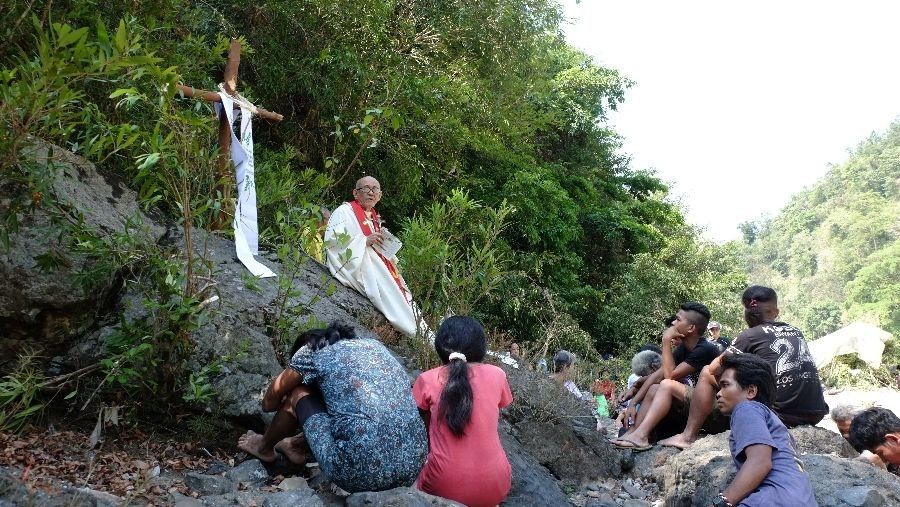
712, 493, 734, 507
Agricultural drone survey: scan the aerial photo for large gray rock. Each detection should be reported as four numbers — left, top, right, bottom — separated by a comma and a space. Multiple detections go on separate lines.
500, 428, 572, 506
224, 459, 268, 487
0, 141, 164, 360
261, 488, 323, 507
789, 425, 858, 458
184, 471, 235, 495
502, 366, 620, 486
178, 230, 382, 420
658, 430, 900, 507
346, 487, 464, 506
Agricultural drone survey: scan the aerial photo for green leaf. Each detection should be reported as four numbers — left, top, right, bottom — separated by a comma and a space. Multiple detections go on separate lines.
64, 390, 78, 400
97, 19, 110, 48
137, 153, 160, 170
115, 19, 127, 52
58, 26, 89, 48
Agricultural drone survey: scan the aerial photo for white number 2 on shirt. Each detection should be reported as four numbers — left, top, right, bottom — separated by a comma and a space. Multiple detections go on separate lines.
770, 337, 813, 376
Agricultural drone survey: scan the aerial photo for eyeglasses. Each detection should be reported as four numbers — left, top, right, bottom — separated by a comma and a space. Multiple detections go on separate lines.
355, 185, 381, 194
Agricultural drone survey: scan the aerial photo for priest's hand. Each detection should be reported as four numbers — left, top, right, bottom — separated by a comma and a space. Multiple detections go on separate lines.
366, 232, 384, 247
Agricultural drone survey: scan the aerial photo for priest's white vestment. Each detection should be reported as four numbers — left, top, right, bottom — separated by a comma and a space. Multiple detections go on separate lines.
324, 201, 421, 338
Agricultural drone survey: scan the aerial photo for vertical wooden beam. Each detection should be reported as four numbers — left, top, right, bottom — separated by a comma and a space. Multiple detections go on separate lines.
214, 109, 233, 229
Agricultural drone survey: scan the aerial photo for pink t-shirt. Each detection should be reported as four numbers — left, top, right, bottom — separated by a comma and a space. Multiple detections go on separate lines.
413, 363, 513, 507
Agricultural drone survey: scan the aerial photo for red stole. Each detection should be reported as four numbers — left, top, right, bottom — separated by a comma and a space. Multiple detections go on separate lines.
348, 201, 408, 298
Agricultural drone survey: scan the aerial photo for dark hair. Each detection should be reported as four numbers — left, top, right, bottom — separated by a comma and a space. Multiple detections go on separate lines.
553, 350, 576, 373
434, 316, 488, 437
680, 302, 711, 335
719, 353, 776, 407
290, 322, 356, 355
849, 407, 900, 453
638, 343, 663, 354
742, 285, 778, 328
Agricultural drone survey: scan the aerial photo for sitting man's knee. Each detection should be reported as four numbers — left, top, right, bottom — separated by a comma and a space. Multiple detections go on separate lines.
659, 379, 681, 392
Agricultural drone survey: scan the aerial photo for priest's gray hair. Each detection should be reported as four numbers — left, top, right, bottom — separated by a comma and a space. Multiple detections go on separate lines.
631, 350, 662, 377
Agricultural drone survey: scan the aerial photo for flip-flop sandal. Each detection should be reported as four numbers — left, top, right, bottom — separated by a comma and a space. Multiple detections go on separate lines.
612, 439, 653, 452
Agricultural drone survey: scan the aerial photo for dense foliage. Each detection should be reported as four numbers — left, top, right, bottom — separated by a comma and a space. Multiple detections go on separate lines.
740, 121, 900, 386
2, 0, 750, 382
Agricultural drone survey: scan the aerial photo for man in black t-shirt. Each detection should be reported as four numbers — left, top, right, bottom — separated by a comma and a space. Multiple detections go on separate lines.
612, 302, 719, 450
659, 286, 829, 450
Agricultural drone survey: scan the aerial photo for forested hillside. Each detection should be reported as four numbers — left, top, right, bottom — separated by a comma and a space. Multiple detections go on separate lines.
2, 0, 747, 374
741, 121, 900, 342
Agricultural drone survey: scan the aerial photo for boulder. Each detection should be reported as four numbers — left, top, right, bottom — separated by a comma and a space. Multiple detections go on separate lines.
500, 426, 572, 506
0, 141, 164, 360
789, 425, 858, 458
502, 366, 621, 485
657, 430, 900, 507
178, 230, 382, 421
345, 487, 464, 506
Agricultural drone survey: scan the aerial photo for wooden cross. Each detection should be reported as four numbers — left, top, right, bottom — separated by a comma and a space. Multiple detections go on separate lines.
176, 38, 283, 229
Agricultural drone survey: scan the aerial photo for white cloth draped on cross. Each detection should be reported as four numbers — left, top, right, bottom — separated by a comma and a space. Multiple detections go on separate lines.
216, 89, 275, 278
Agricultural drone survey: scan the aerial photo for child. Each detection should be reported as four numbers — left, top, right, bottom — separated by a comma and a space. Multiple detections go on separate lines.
413, 316, 513, 507
713, 353, 816, 506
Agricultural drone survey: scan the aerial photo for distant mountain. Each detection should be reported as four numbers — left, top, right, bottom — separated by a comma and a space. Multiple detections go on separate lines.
741, 121, 900, 339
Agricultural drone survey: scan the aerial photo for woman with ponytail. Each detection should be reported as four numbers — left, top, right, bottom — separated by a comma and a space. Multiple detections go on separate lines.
238, 322, 427, 492
413, 316, 513, 506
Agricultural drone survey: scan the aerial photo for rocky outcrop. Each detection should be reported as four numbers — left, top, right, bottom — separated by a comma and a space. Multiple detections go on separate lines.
176, 229, 382, 422
0, 141, 164, 360
656, 427, 900, 507
503, 365, 621, 488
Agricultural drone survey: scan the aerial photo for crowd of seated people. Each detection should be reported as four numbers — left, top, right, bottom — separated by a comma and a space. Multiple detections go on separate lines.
234, 283, 897, 506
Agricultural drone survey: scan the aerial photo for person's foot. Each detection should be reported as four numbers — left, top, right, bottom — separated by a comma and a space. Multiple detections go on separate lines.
611, 431, 649, 447
611, 438, 653, 451
612, 429, 635, 441
274, 436, 308, 465
237, 430, 277, 463
657, 433, 695, 450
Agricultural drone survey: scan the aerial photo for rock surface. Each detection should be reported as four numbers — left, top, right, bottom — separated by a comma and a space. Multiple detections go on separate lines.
0, 141, 164, 359
346, 487, 464, 506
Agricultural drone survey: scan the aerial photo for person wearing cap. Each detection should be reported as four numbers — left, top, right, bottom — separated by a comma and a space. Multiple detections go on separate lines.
707, 321, 731, 351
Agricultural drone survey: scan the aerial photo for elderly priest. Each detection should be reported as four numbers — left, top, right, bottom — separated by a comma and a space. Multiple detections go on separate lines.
324, 176, 426, 338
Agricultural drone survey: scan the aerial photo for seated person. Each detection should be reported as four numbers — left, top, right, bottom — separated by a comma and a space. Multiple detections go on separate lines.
849, 407, 900, 470
714, 353, 816, 507
324, 176, 427, 338
831, 404, 886, 468
616, 349, 662, 431
413, 316, 513, 507
612, 302, 719, 450
550, 350, 586, 400
621, 349, 663, 402
660, 286, 830, 450
708, 321, 731, 351
237, 323, 427, 492
508, 342, 533, 370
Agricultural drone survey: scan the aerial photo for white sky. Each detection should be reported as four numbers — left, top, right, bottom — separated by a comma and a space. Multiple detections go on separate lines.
562, 0, 900, 242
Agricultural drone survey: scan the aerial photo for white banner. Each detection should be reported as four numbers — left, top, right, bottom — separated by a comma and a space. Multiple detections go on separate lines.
216, 91, 276, 278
